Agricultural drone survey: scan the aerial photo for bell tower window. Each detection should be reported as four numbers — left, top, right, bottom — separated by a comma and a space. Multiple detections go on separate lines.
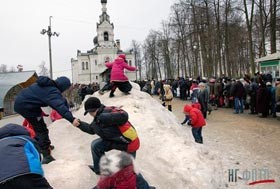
104, 32, 109, 41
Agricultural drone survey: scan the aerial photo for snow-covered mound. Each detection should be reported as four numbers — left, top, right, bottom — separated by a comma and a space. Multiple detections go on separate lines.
44, 82, 224, 189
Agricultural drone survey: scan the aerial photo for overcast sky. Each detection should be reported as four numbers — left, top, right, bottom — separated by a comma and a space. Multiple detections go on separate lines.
0, 0, 175, 80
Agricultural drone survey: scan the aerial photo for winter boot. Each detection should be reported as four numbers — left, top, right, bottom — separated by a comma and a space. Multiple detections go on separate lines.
42, 149, 55, 164
168, 105, 172, 112
50, 144, 55, 150
88, 165, 100, 175
109, 93, 115, 98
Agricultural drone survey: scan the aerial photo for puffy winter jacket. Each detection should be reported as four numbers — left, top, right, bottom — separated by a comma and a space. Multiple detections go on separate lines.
105, 57, 136, 82
14, 76, 74, 123
183, 105, 206, 128
78, 105, 140, 152
0, 124, 43, 184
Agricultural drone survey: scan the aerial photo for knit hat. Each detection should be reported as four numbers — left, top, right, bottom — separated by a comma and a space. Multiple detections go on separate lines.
84, 97, 101, 115
183, 105, 192, 113
55, 76, 71, 92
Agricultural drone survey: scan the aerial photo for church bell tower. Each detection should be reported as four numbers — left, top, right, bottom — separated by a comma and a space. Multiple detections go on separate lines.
95, 0, 115, 49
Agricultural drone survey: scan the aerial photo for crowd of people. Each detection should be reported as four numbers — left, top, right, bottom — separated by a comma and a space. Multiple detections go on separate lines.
138, 72, 280, 120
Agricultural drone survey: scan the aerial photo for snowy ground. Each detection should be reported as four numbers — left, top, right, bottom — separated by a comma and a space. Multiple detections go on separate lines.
44, 83, 223, 189
1, 83, 279, 189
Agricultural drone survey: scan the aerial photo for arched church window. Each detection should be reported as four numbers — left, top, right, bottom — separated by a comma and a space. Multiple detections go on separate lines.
82, 62, 85, 70
86, 62, 89, 70
95, 60, 97, 66
104, 32, 109, 41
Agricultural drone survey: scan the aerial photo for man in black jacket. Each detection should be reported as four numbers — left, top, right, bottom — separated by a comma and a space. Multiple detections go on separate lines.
75, 97, 140, 175
14, 76, 80, 164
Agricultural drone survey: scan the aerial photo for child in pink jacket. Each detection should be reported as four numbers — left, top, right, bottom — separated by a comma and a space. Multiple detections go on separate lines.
105, 54, 136, 98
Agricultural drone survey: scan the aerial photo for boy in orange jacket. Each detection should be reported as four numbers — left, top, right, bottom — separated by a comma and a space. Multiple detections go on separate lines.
183, 105, 206, 144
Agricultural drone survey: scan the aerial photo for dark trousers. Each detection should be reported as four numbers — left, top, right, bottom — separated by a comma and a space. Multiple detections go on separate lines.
0, 174, 52, 189
90, 138, 150, 188
250, 95, 257, 113
100, 82, 113, 92
91, 138, 133, 173
192, 127, 203, 144
27, 117, 51, 151
110, 81, 132, 94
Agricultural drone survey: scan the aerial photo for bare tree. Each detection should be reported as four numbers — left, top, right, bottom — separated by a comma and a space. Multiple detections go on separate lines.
0, 64, 8, 73
131, 40, 142, 81
39, 61, 49, 76
243, 0, 256, 74
9, 66, 16, 72
270, 0, 277, 53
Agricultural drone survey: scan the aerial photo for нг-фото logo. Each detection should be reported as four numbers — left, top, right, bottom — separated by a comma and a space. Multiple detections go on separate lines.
228, 168, 275, 185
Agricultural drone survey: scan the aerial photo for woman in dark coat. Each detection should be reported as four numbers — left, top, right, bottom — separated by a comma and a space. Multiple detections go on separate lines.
256, 81, 270, 117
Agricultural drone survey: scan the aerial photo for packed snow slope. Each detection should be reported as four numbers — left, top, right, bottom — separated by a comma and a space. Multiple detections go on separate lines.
44, 83, 224, 189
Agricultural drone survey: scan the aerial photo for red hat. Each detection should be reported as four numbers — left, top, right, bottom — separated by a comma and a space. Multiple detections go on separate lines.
118, 54, 126, 60
183, 105, 192, 113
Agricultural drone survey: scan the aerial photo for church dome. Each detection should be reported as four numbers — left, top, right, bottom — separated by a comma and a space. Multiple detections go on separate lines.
101, 0, 107, 3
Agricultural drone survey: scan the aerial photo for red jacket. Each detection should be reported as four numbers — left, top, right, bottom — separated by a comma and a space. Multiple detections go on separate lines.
22, 119, 36, 138
105, 56, 136, 82
183, 105, 206, 128
22, 111, 49, 138
50, 109, 62, 122
97, 165, 136, 189
191, 102, 201, 110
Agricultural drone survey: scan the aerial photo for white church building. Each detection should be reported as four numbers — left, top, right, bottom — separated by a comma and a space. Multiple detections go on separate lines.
71, 0, 136, 84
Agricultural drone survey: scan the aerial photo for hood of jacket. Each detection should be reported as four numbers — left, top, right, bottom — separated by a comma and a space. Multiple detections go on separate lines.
55, 76, 71, 92
36, 76, 56, 87
114, 58, 126, 65
0, 123, 30, 139
183, 105, 193, 113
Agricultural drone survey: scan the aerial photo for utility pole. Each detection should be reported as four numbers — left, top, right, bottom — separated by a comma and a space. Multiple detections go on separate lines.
41, 16, 59, 79
134, 49, 138, 81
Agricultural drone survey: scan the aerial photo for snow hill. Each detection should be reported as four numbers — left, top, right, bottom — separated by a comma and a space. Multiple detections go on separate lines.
44, 83, 224, 189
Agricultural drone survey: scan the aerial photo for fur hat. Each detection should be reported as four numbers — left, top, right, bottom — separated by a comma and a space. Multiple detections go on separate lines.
84, 97, 101, 115
99, 152, 134, 176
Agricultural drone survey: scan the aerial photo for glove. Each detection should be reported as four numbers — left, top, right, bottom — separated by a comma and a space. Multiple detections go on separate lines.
187, 120, 192, 126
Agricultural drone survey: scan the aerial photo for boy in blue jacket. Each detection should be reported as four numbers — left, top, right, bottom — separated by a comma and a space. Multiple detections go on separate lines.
14, 76, 80, 164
